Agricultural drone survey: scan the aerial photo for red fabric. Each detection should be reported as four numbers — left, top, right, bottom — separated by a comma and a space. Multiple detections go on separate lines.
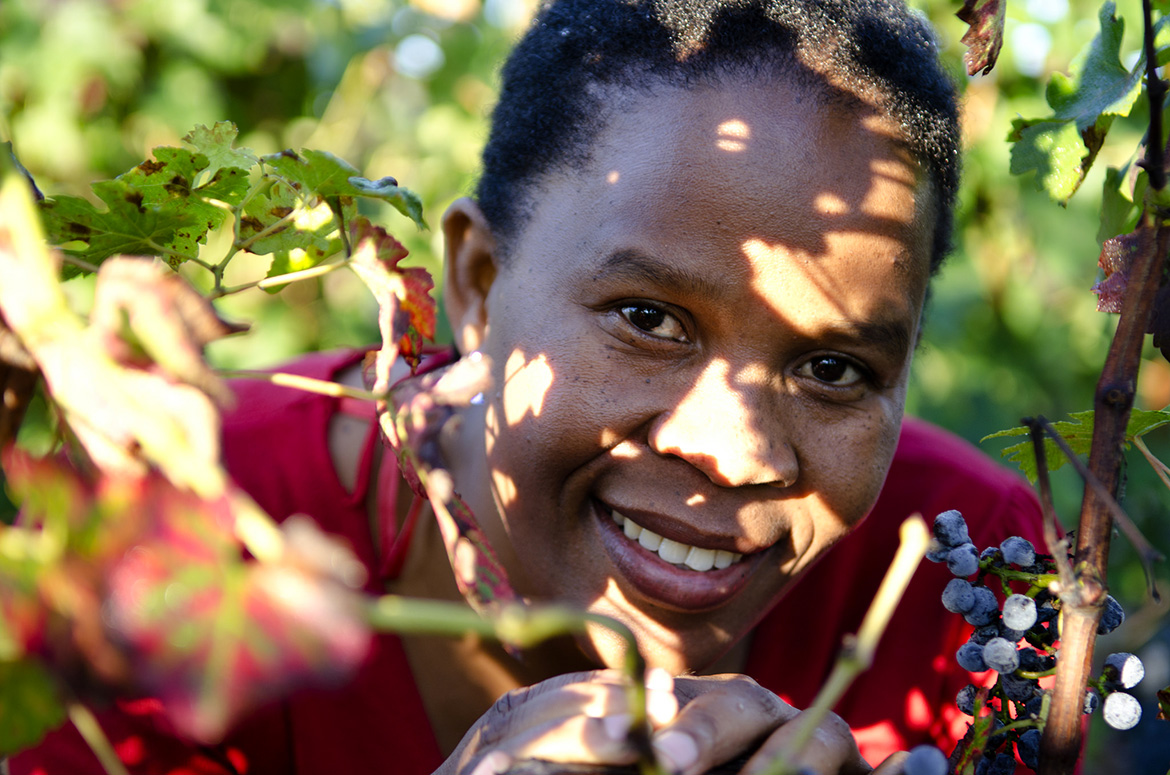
10, 351, 1044, 774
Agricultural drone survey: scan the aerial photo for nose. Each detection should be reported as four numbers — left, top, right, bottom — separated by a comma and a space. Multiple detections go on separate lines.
647, 360, 797, 489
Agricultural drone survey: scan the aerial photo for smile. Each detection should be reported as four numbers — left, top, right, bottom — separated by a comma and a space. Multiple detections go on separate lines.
610, 509, 744, 571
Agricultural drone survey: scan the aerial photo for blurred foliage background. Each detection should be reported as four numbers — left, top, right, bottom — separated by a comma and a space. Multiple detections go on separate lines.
1, 0, 1168, 770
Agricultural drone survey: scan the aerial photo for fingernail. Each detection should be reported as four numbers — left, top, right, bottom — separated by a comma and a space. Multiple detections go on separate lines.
469, 750, 512, 775
645, 667, 674, 692
653, 730, 699, 775
645, 668, 679, 727
603, 712, 633, 741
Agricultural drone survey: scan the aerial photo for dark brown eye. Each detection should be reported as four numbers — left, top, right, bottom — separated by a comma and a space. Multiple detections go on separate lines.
798, 356, 864, 386
619, 304, 688, 342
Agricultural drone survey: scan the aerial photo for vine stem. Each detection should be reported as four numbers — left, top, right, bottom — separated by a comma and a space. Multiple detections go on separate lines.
1039, 4, 1168, 769
209, 261, 346, 298
753, 515, 930, 775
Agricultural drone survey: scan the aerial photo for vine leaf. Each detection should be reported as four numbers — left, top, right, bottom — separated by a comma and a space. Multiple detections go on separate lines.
262, 149, 427, 229
1158, 685, 1170, 720
0, 658, 66, 754
39, 178, 208, 270
238, 178, 345, 261
1009, 2, 1149, 203
983, 409, 1170, 482
181, 122, 258, 188
956, 0, 1006, 76
1092, 230, 1142, 313
348, 218, 435, 370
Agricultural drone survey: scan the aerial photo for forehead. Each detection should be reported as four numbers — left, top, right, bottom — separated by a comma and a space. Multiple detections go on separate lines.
508, 77, 933, 317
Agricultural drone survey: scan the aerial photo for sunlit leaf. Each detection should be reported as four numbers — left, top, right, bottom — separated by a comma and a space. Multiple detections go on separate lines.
1046, 3, 1143, 130
1098, 164, 1143, 243
182, 122, 258, 189
238, 178, 342, 259
0, 657, 66, 754
956, 0, 1005, 76
982, 409, 1170, 482
263, 149, 426, 229
1009, 119, 1089, 203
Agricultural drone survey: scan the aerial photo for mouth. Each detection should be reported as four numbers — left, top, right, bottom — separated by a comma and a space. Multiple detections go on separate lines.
593, 500, 763, 612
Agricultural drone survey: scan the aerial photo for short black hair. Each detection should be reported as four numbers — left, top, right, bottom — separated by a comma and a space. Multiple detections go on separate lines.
476, 0, 960, 272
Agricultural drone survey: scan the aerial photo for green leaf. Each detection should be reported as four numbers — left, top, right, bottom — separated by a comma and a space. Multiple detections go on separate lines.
262, 248, 331, 294
262, 149, 427, 229
1098, 164, 1142, 243
982, 409, 1170, 482
0, 657, 66, 754
1046, 2, 1143, 131
182, 122, 258, 188
1009, 119, 1088, 203
238, 178, 344, 259
40, 178, 208, 269
956, 0, 1006, 76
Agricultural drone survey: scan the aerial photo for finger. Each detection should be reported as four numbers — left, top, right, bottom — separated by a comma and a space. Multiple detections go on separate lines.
645, 668, 679, 728
741, 710, 870, 775
872, 751, 908, 775
473, 679, 635, 750
652, 675, 796, 775
489, 711, 641, 766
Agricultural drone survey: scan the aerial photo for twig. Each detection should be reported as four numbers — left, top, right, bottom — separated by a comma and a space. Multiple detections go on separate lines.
754, 515, 930, 775
1024, 418, 1077, 596
217, 369, 384, 403
59, 254, 101, 275
1143, 0, 1166, 193
209, 261, 346, 298
1035, 416, 1164, 601
68, 702, 130, 775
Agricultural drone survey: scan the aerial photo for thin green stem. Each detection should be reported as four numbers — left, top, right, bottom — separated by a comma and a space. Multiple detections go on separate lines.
59, 254, 101, 274
755, 515, 930, 775
68, 702, 130, 775
210, 261, 346, 298
217, 369, 384, 402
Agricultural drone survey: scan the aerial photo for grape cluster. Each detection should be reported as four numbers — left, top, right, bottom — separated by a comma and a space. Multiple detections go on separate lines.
921, 510, 1144, 774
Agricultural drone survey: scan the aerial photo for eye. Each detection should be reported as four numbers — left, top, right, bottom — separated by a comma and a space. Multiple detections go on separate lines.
618, 303, 689, 342
797, 355, 866, 387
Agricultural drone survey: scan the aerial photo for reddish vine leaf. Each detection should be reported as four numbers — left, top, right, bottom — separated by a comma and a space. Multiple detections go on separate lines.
104, 487, 371, 742
956, 0, 1005, 76
348, 218, 435, 371
1157, 685, 1170, 720
387, 355, 520, 616
1092, 230, 1142, 313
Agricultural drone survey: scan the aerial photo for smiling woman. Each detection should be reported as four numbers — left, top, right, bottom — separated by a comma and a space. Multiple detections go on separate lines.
9, 1, 1048, 775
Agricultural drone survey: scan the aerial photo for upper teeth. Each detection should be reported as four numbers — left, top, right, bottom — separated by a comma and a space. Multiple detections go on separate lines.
611, 510, 743, 571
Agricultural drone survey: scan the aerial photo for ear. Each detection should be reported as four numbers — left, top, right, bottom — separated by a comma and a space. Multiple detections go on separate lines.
442, 197, 500, 354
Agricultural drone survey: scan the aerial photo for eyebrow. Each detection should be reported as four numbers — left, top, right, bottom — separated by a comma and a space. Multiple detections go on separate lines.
818, 319, 914, 361
594, 249, 733, 301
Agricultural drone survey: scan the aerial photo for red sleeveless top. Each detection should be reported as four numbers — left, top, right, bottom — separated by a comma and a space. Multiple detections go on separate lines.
10, 349, 1046, 774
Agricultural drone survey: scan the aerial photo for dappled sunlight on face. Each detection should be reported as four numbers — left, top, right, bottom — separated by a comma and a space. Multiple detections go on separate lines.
444, 72, 934, 673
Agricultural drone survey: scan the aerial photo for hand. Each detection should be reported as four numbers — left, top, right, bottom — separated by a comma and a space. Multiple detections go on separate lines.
436, 669, 900, 775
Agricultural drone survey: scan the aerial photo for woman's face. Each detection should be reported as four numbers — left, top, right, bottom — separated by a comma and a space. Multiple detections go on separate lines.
444, 77, 934, 673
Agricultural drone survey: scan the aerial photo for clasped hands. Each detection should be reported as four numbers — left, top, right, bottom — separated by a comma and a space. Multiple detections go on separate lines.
438, 670, 910, 775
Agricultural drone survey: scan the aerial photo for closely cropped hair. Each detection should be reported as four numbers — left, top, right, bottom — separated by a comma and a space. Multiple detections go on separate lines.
476, 0, 960, 272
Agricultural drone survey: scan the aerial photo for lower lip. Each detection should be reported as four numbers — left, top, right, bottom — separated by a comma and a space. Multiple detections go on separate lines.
593, 502, 761, 612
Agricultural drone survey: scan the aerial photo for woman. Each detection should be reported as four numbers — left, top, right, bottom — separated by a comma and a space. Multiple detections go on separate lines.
11, 1, 1044, 773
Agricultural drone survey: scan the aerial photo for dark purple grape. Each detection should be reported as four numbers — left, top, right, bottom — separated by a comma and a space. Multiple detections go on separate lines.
1083, 688, 1099, 715
957, 641, 988, 672
1000, 536, 1035, 567
988, 751, 1017, 775
942, 578, 976, 613
1103, 652, 1145, 689
1001, 673, 1037, 703
903, 745, 949, 775
956, 684, 977, 715
1097, 595, 1125, 635
983, 638, 1020, 673
933, 510, 970, 547
947, 543, 979, 577
965, 587, 1000, 626
1017, 729, 1040, 770
972, 623, 1000, 645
